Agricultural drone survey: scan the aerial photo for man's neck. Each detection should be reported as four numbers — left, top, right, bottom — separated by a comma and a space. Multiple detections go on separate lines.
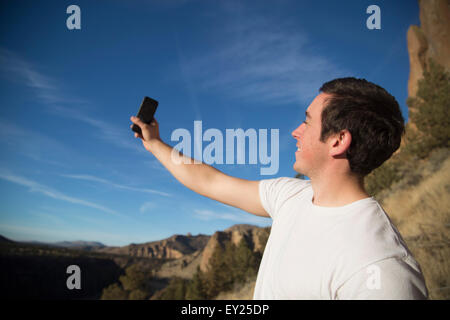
309, 170, 370, 207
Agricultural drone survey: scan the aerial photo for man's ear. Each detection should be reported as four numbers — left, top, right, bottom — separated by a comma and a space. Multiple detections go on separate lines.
329, 129, 352, 157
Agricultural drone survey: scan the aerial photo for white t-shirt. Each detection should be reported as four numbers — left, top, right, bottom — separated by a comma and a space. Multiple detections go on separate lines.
253, 177, 428, 300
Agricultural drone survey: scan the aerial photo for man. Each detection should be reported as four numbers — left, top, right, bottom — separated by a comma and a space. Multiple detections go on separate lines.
130, 77, 428, 299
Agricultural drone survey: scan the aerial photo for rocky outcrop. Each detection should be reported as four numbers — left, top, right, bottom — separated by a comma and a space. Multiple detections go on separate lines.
407, 0, 450, 99
154, 250, 204, 280
95, 224, 270, 277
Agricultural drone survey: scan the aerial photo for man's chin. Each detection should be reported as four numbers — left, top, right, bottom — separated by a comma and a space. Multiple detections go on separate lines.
293, 163, 306, 175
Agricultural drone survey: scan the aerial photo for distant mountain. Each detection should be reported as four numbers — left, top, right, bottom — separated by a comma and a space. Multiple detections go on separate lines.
52, 240, 106, 250
0, 235, 14, 243
97, 233, 210, 258
0, 237, 107, 251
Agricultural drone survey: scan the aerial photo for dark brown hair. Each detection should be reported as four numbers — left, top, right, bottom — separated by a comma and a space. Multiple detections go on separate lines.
319, 77, 405, 176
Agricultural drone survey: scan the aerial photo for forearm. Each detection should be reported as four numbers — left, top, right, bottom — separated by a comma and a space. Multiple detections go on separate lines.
148, 139, 223, 196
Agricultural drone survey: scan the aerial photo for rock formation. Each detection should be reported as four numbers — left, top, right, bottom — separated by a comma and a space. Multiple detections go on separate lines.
407, 0, 450, 99
199, 224, 270, 272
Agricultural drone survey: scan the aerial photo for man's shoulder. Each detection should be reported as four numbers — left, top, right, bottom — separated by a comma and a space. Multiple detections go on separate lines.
258, 177, 311, 219
260, 176, 312, 201
260, 176, 311, 190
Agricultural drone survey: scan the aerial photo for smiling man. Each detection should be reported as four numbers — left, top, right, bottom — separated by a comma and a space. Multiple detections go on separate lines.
130, 77, 428, 300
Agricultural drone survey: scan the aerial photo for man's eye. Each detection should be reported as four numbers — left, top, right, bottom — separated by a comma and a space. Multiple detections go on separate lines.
302, 121, 307, 124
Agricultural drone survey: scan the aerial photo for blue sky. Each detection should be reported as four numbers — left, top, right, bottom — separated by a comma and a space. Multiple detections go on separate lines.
0, 0, 419, 246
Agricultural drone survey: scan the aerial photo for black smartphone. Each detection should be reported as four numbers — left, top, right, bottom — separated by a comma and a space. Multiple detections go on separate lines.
132, 96, 158, 135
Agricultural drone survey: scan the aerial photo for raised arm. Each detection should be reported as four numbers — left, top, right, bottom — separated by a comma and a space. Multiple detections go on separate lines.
130, 116, 269, 217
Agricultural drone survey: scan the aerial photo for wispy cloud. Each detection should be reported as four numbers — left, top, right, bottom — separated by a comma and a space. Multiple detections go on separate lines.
0, 48, 55, 90
0, 169, 126, 218
0, 47, 142, 154
193, 208, 269, 224
176, 8, 348, 106
47, 104, 143, 153
60, 173, 172, 197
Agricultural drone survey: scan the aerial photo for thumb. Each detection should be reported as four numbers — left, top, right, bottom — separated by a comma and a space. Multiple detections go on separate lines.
130, 116, 146, 127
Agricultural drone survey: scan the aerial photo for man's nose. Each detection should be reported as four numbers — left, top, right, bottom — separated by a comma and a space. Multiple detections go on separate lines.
291, 123, 304, 139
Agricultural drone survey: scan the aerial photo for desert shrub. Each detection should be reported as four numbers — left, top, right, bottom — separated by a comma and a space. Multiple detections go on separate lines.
100, 283, 129, 300
380, 155, 450, 299
365, 158, 401, 197
158, 277, 189, 300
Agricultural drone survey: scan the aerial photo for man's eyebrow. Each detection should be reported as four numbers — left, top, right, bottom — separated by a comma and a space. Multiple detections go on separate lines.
305, 111, 311, 119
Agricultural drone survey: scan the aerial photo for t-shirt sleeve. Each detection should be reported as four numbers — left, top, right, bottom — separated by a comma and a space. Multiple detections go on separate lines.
259, 177, 309, 220
336, 256, 429, 300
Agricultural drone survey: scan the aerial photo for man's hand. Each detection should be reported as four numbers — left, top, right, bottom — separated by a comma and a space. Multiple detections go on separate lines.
130, 116, 161, 152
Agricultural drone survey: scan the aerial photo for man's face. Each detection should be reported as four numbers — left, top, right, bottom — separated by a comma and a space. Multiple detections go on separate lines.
291, 93, 331, 177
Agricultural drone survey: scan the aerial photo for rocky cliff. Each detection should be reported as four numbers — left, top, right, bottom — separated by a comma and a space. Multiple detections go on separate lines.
407, 0, 450, 99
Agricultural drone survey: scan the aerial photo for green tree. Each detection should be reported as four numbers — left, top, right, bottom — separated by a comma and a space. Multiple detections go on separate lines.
407, 59, 450, 158
119, 263, 152, 295
199, 238, 263, 299
204, 243, 230, 297
232, 239, 258, 283
186, 266, 207, 300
